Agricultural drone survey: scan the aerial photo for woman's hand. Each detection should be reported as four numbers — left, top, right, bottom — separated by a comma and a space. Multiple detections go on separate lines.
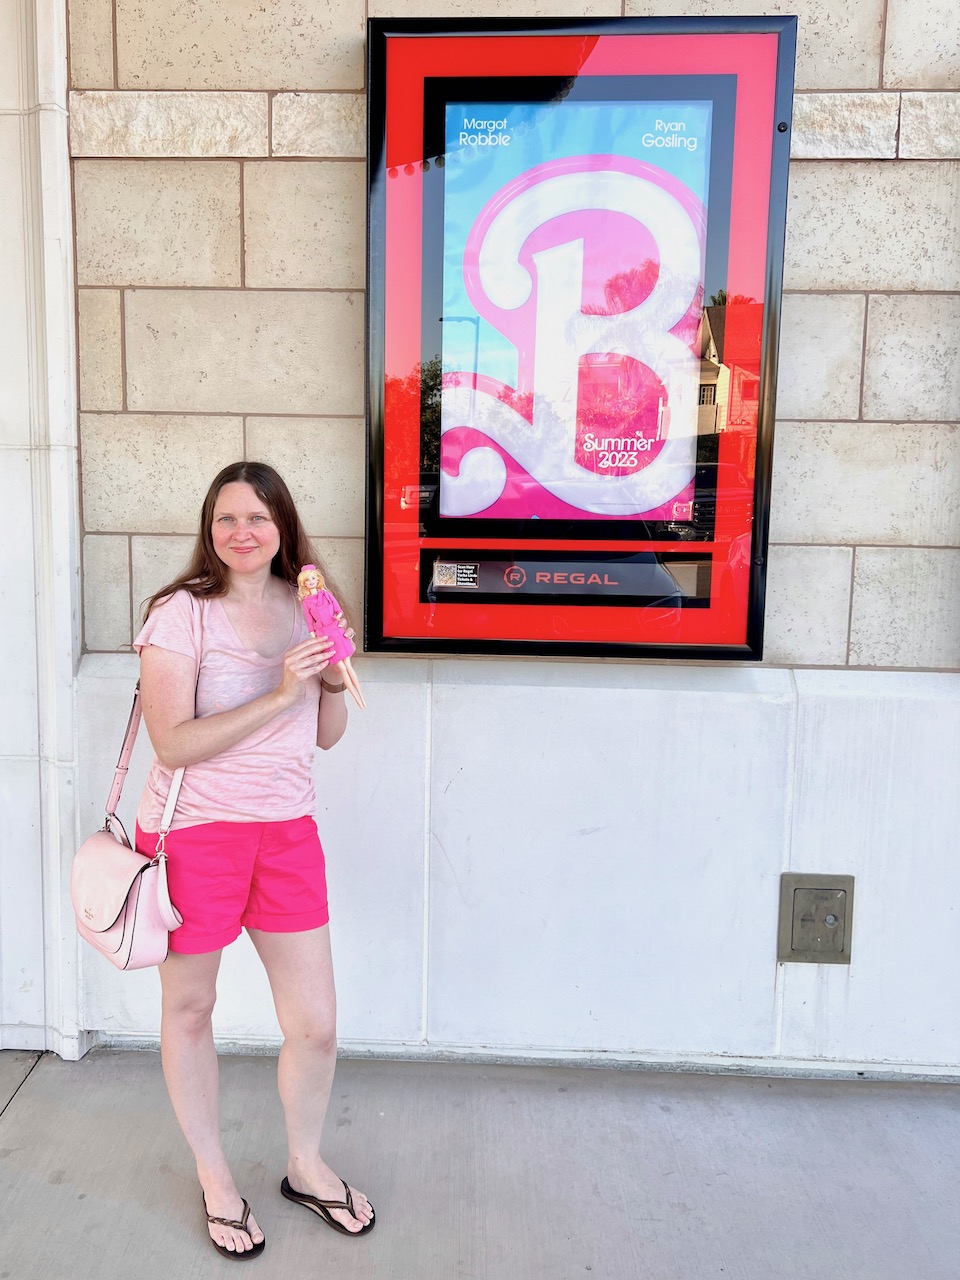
143, 638, 329, 770
276, 635, 336, 707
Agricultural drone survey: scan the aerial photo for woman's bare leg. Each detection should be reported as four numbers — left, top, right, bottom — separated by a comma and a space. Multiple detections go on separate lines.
248, 925, 373, 1232
159, 949, 265, 1253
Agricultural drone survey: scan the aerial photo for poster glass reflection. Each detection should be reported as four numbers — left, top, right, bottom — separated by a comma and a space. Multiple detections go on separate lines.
366, 17, 797, 658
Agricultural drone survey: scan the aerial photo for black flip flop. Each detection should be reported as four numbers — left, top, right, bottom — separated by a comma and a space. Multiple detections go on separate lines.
280, 1175, 376, 1236
203, 1194, 266, 1260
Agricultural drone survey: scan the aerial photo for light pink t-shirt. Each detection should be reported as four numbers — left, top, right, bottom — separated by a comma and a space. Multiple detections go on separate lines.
134, 588, 320, 831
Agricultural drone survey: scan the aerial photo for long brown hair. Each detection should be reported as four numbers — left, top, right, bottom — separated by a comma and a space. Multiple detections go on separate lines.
142, 461, 340, 621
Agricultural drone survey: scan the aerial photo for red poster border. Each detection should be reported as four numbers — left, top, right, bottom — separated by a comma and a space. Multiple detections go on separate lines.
368, 21, 796, 657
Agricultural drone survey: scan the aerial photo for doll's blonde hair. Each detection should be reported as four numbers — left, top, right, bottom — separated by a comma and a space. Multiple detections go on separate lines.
297, 564, 326, 600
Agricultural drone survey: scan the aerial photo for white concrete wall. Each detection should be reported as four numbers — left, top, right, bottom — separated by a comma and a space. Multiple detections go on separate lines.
77, 658, 960, 1071
0, 0, 86, 1058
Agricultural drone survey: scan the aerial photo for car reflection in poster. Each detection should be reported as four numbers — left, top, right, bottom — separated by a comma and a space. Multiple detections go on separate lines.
440, 98, 711, 525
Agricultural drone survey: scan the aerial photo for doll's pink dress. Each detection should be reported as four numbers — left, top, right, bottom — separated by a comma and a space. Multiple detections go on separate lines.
301, 589, 355, 664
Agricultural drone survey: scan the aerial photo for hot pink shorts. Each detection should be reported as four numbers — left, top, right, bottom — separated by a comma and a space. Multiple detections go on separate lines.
136, 815, 329, 955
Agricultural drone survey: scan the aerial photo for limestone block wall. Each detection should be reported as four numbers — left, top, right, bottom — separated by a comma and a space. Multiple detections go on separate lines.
68, 0, 960, 669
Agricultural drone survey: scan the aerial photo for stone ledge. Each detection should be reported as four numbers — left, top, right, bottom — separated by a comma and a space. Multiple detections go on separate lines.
272, 93, 365, 157
900, 93, 960, 159
69, 91, 269, 157
790, 93, 900, 160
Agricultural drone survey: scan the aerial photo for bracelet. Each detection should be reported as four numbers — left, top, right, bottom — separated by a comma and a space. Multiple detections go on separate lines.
321, 678, 346, 694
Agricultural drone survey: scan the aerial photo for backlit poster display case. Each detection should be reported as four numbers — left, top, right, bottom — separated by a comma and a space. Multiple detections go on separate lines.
366, 17, 797, 658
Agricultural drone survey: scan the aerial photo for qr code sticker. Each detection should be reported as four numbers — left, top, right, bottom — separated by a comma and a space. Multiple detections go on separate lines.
434, 561, 479, 588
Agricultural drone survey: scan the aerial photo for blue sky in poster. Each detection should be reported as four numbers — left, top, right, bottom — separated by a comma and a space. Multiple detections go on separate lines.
441, 99, 712, 385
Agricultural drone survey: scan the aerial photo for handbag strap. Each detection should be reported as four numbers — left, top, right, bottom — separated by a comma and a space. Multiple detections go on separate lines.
105, 681, 144, 817
104, 679, 187, 851
155, 767, 185, 854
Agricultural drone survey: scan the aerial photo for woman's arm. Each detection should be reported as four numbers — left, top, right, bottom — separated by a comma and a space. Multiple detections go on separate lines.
316, 681, 348, 750
141, 634, 336, 769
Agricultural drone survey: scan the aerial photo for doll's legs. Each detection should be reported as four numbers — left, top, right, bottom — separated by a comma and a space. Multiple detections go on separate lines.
248, 924, 374, 1233
159, 949, 265, 1254
336, 656, 366, 709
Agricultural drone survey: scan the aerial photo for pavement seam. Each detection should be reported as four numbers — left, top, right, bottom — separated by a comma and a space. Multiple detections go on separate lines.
0, 1052, 45, 1121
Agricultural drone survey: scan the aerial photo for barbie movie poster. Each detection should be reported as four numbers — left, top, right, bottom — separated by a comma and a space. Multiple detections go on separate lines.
439, 97, 712, 524
367, 19, 796, 656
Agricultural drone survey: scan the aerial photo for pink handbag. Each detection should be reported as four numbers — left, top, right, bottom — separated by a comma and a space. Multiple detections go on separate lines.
71, 683, 184, 969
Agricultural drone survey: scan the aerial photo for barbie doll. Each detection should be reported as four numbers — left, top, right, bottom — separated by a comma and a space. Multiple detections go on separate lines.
297, 566, 366, 709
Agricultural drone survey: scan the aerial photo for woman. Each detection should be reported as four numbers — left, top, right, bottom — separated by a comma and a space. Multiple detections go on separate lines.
134, 461, 374, 1259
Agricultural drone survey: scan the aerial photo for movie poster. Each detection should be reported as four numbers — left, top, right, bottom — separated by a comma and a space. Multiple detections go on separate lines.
439, 96, 712, 525
367, 20, 796, 657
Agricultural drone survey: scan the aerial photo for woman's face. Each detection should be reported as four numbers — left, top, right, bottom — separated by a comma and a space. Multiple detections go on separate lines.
211, 482, 281, 577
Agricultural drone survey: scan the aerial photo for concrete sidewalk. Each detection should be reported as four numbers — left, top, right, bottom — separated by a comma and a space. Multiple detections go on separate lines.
1, 1049, 959, 1279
